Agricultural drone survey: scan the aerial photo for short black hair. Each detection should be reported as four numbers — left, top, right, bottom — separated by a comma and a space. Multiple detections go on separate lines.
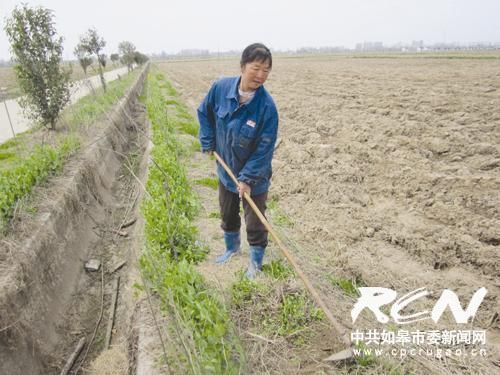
240, 43, 272, 69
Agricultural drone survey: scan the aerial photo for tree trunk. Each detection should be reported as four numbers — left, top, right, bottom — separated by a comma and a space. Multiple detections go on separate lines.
98, 64, 106, 92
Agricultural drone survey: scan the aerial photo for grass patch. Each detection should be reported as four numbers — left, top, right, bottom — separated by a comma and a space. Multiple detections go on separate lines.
194, 177, 218, 190
0, 134, 30, 171
140, 67, 242, 373
208, 211, 221, 219
165, 84, 178, 97
154, 76, 199, 137
177, 120, 199, 137
176, 105, 194, 121
231, 271, 270, 308
0, 136, 80, 230
262, 259, 294, 280
267, 198, 293, 227
0, 152, 16, 160
0, 137, 20, 151
231, 271, 323, 344
354, 342, 376, 367
327, 275, 363, 297
189, 139, 201, 154
158, 78, 178, 97
166, 99, 180, 106
169, 99, 199, 137
276, 293, 324, 336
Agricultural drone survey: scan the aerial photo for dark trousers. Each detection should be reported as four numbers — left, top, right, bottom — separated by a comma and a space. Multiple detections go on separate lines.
218, 181, 268, 247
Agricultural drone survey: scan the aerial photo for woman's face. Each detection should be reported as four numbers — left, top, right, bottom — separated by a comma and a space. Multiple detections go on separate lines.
240, 60, 271, 91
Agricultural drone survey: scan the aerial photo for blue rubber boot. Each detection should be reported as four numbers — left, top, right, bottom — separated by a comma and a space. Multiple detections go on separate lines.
215, 231, 241, 264
246, 245, 265, 279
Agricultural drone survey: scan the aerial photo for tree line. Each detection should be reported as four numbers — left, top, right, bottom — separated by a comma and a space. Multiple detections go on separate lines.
4, 4, 148, 130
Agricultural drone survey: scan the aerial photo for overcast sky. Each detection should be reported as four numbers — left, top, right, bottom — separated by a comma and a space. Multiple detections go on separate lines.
1, 0, 499, 60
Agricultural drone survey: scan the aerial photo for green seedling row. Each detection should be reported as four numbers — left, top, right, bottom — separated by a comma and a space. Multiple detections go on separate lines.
139, 68, 242, 374
0, 136, 80, 229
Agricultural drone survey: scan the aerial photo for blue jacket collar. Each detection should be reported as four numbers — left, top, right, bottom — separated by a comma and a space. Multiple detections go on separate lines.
225, 76, 240, 100
226, 76, 264, 111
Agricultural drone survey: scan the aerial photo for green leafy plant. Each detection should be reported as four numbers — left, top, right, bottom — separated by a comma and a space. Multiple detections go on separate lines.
0, 152, 16, 161
0, 138, 19, 151
328, 275, 363, 297
177, 120, 199, 137
354, 341, 376, 367
160, 79, 178, 97
189, 139, 201, 154
262, 259, 294, 280
139, 69, 242, 373
4, 4, 71, 130
194, 177, 218, 190
166, 99, 180, 106
0, 136, 79, 229
267, 198, 293, 227
278, 293, 323, 336
231, 271, 269, 308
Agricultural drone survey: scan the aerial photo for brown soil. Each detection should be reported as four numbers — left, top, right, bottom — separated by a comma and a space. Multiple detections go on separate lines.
0, 68, 149, 374
158, 55, 500, 374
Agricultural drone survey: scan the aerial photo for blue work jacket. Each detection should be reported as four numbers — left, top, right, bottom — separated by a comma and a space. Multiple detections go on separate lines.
197, 76, 279, 195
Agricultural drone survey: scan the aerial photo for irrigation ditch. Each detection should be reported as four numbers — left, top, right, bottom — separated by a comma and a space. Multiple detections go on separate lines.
0, 65, 149, 374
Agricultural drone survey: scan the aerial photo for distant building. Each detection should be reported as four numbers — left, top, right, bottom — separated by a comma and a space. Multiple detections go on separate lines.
178, 49, 210, 57
355, 42, 384, 51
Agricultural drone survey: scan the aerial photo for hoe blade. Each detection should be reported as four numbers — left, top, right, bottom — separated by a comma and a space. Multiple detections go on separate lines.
323, 347, 354, 362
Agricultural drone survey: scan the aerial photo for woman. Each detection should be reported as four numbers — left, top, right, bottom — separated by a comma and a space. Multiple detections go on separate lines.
197, 43, 279, 278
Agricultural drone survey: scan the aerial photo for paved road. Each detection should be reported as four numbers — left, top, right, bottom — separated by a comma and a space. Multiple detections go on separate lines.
0, 67, 129, 144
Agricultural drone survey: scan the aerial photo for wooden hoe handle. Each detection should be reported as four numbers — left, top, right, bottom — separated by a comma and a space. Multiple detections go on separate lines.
213, 151, 351, 348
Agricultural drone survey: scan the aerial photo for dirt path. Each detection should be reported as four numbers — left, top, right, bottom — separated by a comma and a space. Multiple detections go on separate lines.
188, 150, 249, 286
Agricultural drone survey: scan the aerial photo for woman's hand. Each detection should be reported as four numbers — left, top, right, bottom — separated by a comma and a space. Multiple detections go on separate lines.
238, 181, 251, 198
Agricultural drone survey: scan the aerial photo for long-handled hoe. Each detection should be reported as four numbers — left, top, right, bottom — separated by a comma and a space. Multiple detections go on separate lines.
213, 151, 354, 362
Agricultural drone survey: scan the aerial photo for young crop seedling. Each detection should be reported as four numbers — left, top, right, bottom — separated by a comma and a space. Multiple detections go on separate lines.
208, 212, 221, 219
194, 177, 219, 190
328, 274, 364, 297
139, 68, 242, 373
267, 198, 294, 227
262, 259, 295, 280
